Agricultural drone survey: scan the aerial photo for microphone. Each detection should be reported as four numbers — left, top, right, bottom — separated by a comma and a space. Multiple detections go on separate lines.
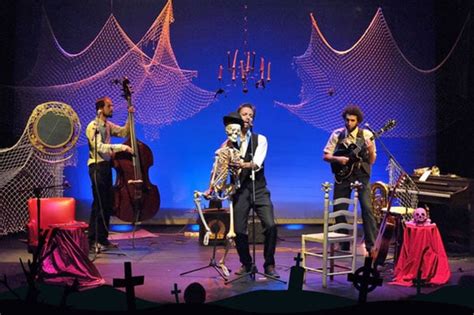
248, 118, 253, 130
97, 109, 102, 118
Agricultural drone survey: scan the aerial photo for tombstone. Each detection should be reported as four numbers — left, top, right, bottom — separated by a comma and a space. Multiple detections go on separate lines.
288, 253, 305, 291
184, 282, 206, 304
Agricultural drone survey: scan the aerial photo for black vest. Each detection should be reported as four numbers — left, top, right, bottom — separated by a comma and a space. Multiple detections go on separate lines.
239, 133, 267, 189
336, 128, 371, 176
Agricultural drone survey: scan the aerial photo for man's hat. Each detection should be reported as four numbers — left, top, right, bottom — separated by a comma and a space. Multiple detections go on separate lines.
223, 112, 244, 127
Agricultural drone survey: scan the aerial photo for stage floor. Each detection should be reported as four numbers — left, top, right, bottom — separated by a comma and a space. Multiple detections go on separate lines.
0, 224, 473, 307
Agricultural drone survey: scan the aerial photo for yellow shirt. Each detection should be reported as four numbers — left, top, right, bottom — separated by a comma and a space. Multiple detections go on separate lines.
86, 119, 130, 165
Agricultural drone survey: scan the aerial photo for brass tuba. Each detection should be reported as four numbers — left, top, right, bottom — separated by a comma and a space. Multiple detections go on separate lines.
370, 181, 389, 225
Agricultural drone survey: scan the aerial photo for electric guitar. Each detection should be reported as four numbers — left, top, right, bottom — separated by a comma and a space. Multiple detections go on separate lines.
331, 120, 396, 181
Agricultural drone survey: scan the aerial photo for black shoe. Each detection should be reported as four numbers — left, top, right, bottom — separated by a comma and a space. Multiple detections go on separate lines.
234, 265, 251, 275
264, 265, 280, 278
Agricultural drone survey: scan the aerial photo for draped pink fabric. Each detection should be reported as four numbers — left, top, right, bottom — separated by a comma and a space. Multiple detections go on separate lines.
390, 223, 451, 286
38, 222, 105, 288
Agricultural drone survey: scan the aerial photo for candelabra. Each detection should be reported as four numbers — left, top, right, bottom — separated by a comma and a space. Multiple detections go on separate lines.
217, 50, 270, 93
216, 4, 271, 94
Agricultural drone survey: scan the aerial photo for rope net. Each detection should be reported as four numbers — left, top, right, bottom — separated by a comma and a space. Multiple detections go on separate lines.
0, 0, 214, 235
0, 102, 79, 235
275, 8, 470, 138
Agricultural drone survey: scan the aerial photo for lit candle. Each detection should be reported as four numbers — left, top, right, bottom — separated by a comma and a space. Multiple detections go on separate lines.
260, 57, 264, 80
227, 51, 231, 69
240, 60, 245, 80
251, 51, 256, 70
266, 62, 271, 81
232, 68, 236, 81
246, 52, 250, 72
232, 49, 238, 69
218, 65, 223, 80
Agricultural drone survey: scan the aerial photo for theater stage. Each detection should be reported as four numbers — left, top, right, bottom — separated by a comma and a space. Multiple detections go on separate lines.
0, 224, 472, 312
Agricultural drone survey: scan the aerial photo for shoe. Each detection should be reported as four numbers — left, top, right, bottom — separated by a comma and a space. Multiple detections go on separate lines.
264, 265, 280, 278
234, 265, 251, 275
366, 247, 376, 259
99, 241, 118, 251
89, 241, 118, 253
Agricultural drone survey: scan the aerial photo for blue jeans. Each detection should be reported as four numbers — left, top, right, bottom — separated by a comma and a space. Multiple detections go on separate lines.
333, 169, 377, 250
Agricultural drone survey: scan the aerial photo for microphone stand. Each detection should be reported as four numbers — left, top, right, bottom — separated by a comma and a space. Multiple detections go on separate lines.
364, 123, 407, 180
226, 127, 286, 284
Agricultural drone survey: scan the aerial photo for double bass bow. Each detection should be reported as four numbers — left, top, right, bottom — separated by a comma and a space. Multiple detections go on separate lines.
112, 77, 160, 223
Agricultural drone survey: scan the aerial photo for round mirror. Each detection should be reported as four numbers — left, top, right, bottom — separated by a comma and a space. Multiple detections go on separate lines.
28, 102, 81, 155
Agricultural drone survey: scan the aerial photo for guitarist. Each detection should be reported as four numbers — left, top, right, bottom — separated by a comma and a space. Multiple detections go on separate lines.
323, 104, 377, 256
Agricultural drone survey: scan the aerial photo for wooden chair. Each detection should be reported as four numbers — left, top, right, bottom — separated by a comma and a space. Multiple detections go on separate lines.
301, 181, 361, 287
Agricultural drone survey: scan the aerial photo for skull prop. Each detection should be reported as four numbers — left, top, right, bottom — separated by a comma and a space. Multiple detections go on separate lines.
225, 123, 241, 143
412, 207, 431, 226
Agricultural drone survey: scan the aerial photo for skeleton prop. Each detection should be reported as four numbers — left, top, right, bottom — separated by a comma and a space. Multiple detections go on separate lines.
194, 113, 243, 276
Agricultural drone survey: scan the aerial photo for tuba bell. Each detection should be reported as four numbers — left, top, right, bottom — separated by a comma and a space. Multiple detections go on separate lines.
370, 181, 389, 225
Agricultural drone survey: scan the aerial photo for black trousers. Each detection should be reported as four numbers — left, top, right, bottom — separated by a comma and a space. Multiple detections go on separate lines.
232, 184, 277, 268
88, 162, 113, 245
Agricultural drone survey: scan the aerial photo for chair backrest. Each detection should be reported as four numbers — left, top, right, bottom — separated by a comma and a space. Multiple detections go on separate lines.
322, 182, 361, 238
329, 196, 358, 233
27, 197, 76, 246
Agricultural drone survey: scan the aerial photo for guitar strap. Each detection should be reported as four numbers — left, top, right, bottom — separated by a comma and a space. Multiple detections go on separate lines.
356, 128, 371, 176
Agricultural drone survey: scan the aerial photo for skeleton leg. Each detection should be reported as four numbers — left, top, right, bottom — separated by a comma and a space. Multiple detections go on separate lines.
194, 191, 211, 246
219, 199, 236, 275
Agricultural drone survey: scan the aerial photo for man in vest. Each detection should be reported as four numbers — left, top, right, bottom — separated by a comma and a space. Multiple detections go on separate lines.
233, 103, 279, 278
323, 104, 377, 256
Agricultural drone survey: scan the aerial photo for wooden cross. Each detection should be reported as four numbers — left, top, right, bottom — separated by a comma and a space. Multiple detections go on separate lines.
347, 256, 383, 303
412, 270, 426, 295
60, 278, 80, 309
171, 283, 181, 304
294, 252, 303, 266
288, 252, 305, 291
113, 262, 144, 312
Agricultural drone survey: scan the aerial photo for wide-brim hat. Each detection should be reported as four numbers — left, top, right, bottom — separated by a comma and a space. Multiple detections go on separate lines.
223, 112, 244, 127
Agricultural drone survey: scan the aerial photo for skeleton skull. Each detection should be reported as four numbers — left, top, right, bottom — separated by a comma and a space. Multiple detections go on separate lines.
413, 207, 430, 226
225, 123, 241, 143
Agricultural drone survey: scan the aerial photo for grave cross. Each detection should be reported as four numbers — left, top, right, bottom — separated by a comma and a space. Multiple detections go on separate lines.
171, 283, 181, 303
113, 262, 144, 311
412, 270, 426, 295
348, 256, 383, 303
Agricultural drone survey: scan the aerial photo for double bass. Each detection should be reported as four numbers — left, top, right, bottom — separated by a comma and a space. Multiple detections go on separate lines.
113, 78, 160, 222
